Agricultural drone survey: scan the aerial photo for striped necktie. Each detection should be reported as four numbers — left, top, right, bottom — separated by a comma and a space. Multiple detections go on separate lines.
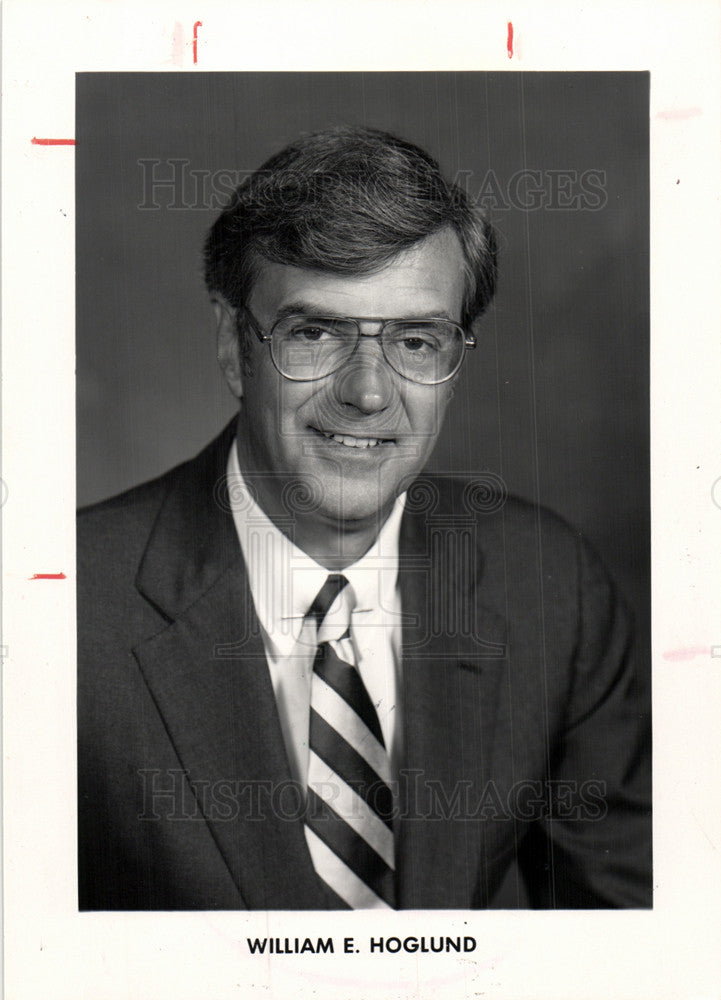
304, 574, 396, 909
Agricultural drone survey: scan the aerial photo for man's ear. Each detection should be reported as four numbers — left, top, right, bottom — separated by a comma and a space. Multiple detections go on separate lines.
212, 294, 244, 400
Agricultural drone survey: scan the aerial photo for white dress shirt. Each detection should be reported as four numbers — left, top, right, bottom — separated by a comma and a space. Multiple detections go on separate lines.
226, 443, 405, 788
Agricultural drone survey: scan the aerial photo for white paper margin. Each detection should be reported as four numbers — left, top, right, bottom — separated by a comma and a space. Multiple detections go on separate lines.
2, 1, 720, 998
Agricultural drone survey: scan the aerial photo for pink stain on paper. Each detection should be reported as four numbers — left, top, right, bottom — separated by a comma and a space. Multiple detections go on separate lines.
507, 21, 514, 58
170, 21, 185, 66
662, 646, 711, 662
30, 572, 67, 580
656, 108, 702, 121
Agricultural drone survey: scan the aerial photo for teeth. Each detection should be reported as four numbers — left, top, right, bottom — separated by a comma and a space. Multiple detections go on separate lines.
320, 431, 386, 448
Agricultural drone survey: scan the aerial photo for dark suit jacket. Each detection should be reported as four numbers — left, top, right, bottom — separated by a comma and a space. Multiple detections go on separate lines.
77, 422, 651, 909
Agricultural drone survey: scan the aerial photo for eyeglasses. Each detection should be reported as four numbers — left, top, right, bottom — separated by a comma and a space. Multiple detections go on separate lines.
243, 308, 475, 385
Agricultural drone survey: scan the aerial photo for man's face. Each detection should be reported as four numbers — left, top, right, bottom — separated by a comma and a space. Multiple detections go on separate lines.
225, 227, 466, 532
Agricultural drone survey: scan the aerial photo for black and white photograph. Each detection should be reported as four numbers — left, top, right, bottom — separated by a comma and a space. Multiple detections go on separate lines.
76, 71, 651, 911
4, 4, 721, 998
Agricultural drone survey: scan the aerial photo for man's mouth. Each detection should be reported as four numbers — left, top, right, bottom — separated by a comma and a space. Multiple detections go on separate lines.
310, 427, 395, 449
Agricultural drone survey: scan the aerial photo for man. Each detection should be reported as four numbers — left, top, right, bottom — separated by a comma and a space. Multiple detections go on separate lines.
77, 126, 651, 910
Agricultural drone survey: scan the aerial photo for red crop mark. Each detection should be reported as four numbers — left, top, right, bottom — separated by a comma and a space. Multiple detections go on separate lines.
507, 21, 514, 58
193, 21, 203, 63
30, 572, 67, 580
31, 138, 76, 146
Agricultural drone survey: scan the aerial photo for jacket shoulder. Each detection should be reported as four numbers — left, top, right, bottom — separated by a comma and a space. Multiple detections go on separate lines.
414, 473, 582, 546
77, 423, 237, 604
410, 474, 593, 613
78, 469, 174, 560
77, 422, 235, 556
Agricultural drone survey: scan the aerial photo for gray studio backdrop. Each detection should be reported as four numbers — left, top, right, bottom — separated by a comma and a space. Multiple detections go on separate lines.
76, 72, 649, 646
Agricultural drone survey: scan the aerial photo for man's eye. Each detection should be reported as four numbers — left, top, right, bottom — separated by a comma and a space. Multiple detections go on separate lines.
402, 335, 437, 352
291, 325, 332, 342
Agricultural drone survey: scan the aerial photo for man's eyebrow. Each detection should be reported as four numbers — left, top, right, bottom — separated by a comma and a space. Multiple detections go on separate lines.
273, 302, 330, 320
272, 302, 456, 321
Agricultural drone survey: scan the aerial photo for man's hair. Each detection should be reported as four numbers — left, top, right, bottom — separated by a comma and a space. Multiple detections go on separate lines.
203, 126, 497, 354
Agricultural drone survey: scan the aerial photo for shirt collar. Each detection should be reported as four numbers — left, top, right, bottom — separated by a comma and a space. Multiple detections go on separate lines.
226, 442, 405, 658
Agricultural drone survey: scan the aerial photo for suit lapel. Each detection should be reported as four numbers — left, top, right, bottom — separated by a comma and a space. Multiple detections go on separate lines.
133, 423, 336, 909
396, 492, 508, 909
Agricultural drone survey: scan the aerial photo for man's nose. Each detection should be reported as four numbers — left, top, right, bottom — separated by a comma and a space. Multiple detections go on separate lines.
333, 339, 394, 414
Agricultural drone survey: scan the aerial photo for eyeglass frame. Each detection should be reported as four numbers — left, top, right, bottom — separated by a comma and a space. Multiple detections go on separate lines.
241, 306, 477, 385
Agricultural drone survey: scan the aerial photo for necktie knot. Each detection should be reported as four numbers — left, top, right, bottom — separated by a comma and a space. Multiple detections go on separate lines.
307, 574, 354, 645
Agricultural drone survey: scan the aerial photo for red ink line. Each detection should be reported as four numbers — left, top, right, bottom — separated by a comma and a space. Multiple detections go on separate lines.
507, 21, 514, 59
193, 21, 203, 64
31, 137, 76, 146
30, 572, 67, 580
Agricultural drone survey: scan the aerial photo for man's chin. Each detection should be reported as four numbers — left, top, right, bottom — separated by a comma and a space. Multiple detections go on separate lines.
314, 497, 397, 529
